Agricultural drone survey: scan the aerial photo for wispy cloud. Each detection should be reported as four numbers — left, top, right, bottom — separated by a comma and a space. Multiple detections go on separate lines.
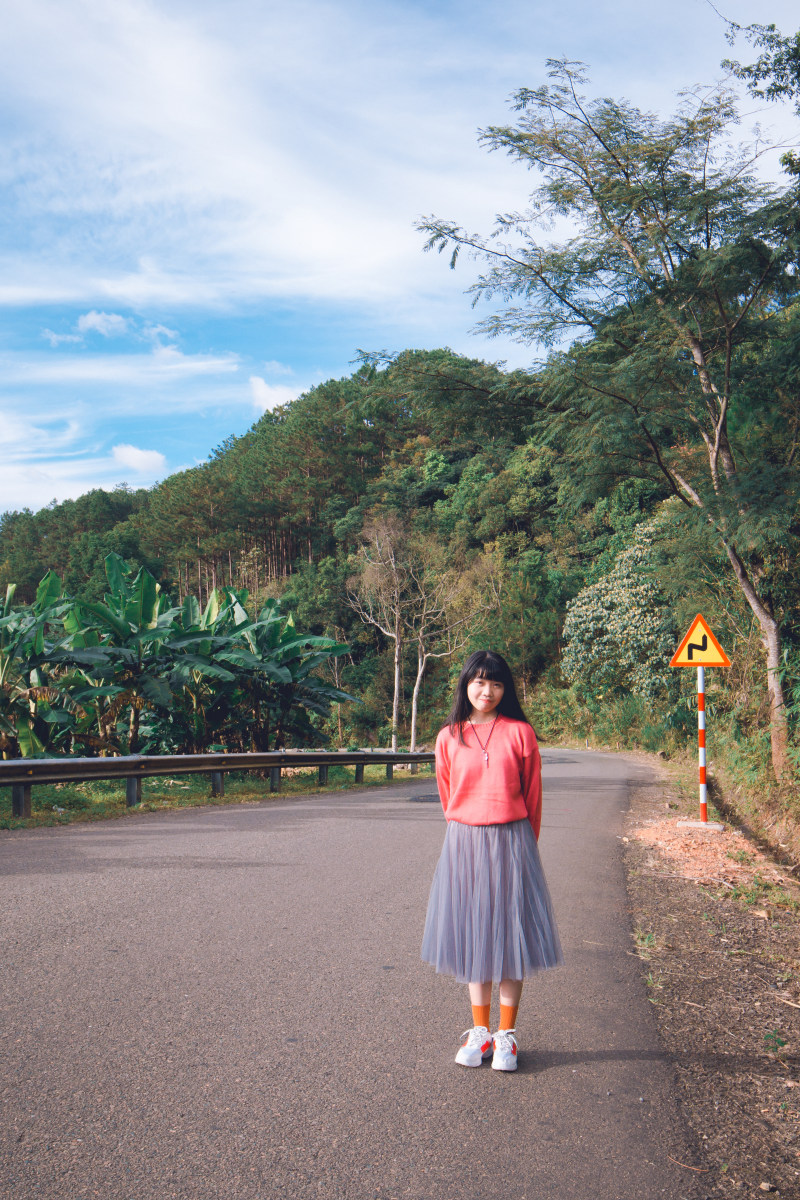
2, 0, 796, 316
42, 329, 83, 347
262, 360, 295, 377
0, 410, 83, 458
77, 311, 130, 337
43, 310, 135, 347
0, 0, 536, 311
0, 456, 164, 513
1, 345, 240, 388
0, 412, 171, 510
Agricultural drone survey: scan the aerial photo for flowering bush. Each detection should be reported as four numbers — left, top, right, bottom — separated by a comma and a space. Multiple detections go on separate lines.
562, 524, 679, 702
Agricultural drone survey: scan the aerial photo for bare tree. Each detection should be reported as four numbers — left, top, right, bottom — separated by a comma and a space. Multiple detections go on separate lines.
404, 545, 494, 750
348, 517, 496, 750
347, 517, 407, 751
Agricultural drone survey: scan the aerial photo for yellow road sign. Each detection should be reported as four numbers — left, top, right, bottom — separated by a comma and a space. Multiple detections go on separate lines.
670, 614, 730, 668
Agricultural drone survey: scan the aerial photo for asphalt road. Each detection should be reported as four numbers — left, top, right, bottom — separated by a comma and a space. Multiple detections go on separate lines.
0, 750, 701, 1200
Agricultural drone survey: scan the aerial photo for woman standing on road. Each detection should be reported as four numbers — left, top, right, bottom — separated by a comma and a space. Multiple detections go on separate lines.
421, 649, 563, 1071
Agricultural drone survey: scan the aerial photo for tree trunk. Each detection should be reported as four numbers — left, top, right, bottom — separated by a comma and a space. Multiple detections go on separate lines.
761, 612, 790, 782
332, 654, 344, 747
128, 702, 140, 756
723, 541, 790, 781
391, 615, 401, 752
410, 645, 427, 752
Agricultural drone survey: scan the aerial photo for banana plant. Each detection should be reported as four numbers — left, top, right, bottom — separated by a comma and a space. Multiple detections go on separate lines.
223, 598, 353, 750
0, 573, 85, 757
64, 554, 182, 754
2, 558, 355, 758
157, 588, 250, 753
159, 591, 353, 751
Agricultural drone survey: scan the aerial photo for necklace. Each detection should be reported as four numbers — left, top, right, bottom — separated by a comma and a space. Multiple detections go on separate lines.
468, 715, 499, 767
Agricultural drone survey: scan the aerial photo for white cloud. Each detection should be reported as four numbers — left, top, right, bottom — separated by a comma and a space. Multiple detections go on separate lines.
0, 462, 90, 513
262, 360, 295, 377
143, 322, 179, 344
76, 310, 130, 337
0, 457, 154, 513
0, 2, 579, 311
42, 328, 83, 346
0, 414, 169, 509
249, 376, 299, 412
42, 310, 132, 347
111, 443, 167, 474
0, 410, 82, 456
0, 345, 239, 387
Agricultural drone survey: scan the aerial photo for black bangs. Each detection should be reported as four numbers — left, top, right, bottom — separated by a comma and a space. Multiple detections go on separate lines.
469, 667, 504, 684
461, 650, 512, 688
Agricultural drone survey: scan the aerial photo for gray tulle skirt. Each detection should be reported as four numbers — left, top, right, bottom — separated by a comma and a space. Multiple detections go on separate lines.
421, 819, 563, 983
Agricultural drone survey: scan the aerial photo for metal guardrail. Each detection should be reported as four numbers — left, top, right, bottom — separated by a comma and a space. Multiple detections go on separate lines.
0, 750, 436, 818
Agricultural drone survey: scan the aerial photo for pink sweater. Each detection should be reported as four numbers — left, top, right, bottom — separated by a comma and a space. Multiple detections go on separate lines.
434, 716, 542, 839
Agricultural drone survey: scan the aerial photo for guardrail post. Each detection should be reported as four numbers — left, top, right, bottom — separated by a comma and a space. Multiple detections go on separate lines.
12, 784, 31, 819
211, 771, 225, 798
386, 763, 393, 780
318, 765, 328, 786
126, 776, 142, 807
354, 763, 364, 784
410, 762, 418, 775
269, 767, 281, 793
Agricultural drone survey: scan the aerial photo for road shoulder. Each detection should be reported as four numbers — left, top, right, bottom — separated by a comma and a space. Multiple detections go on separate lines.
624, 766, 800, 1197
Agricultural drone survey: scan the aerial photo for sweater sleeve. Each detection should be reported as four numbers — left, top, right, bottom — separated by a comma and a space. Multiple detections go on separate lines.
521, 735, 543, 840
435, 728, 451, 816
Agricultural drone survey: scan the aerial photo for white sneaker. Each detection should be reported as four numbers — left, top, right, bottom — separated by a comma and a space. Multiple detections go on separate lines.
455, 1026, 493, 1067
492, 1028, 518, 1071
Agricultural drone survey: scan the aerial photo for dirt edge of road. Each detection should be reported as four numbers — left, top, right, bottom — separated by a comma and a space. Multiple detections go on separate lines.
623, 764, 800, 1198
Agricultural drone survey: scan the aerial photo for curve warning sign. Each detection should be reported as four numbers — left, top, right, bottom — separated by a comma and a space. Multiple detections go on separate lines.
670, 614, 730, 668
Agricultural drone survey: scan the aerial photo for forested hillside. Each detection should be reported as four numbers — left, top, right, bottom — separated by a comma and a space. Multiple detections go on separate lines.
2, 30, 800, 843
0, 340, 793, 764
1, 349, 600, 747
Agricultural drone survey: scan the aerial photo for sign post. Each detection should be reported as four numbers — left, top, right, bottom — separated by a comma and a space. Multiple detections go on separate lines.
669, 614, 730, 828
697, 664, 707, 821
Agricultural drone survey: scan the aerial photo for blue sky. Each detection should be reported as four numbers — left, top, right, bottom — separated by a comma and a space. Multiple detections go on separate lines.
1, 0, 798, 512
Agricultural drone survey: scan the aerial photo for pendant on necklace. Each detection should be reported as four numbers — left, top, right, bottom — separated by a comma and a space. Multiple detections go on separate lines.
470, 715, 497, 768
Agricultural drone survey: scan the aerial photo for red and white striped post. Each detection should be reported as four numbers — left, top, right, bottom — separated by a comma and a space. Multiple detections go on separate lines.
697, 665, 707, 822
670, 614, 729, 830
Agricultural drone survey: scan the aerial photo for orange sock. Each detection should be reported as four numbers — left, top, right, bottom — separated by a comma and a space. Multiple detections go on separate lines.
498, 1003, 518, 1031
471, 1003, 491, 1030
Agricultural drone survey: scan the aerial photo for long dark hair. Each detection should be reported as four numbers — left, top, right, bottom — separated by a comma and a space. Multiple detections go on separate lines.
447, 650, 531, 740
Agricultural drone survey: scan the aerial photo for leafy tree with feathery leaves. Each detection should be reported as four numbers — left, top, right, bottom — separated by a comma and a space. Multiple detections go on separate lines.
418, 59, 800, 779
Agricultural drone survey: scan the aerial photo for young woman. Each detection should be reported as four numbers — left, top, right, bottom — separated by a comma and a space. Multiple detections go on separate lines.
421, 650, 563, 1070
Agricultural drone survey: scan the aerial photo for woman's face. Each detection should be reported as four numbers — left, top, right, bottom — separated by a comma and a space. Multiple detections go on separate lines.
466, 674, 505, 719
